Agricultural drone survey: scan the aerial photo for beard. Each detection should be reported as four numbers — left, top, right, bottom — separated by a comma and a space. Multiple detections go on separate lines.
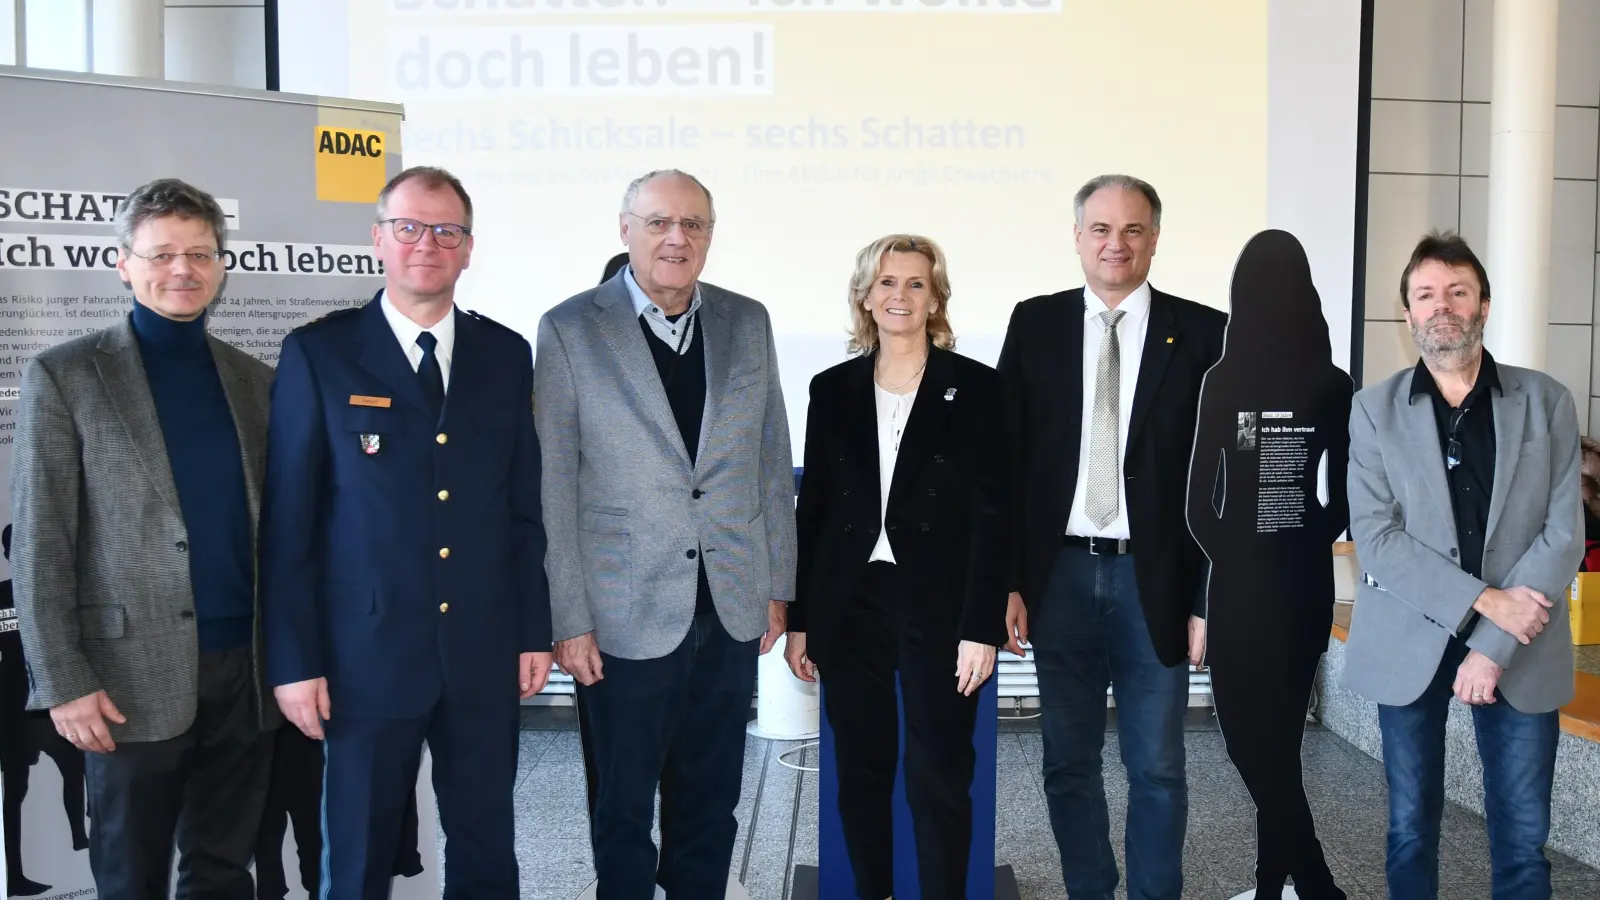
1411, 307, 1486, 360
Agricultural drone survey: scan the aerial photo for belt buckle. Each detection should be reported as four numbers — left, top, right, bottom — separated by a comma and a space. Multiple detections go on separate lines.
1090, 537, 1126, 556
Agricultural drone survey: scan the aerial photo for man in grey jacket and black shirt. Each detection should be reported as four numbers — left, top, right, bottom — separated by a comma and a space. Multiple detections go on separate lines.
1345, 231, 1581, 900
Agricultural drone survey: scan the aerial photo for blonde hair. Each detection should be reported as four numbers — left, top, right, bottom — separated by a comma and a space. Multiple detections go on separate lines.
846, 234, 956, 355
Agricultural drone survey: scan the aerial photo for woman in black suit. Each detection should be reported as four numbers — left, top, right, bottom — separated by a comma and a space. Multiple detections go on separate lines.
786, 234, 1009, 900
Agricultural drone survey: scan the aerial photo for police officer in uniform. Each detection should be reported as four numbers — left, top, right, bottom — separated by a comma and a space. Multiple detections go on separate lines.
260, 166, 552, 900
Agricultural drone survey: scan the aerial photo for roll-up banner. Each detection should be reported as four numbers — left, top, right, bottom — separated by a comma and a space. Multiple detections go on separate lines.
0, 67, 439, 900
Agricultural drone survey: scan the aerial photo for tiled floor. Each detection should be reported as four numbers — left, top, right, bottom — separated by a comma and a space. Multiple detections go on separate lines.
511, 708, 1600, 900
1576, 644, 1599, 678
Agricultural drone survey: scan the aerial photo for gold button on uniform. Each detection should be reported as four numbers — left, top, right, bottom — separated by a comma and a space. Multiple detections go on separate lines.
439, 547, 451, 559
436, 433, 448, 445
437, 490, 449, 502
439, 602, 449, 613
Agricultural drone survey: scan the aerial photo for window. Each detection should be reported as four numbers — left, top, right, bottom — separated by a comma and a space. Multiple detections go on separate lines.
22, 0, 88, 72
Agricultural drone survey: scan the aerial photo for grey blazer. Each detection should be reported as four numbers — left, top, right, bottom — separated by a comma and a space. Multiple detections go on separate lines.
10, 316, 282, 743
1343, 361, 1582, 714
534, 277, 798, 660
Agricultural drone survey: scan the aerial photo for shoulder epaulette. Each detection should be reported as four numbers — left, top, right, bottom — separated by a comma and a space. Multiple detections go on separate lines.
300, 306, 362, 329
466, 308, 518, 335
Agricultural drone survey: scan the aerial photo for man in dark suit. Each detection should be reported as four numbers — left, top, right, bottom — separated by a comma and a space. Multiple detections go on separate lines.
261, 165, 552, 900
997, 174, 1225, 900
11, 178, 281, 900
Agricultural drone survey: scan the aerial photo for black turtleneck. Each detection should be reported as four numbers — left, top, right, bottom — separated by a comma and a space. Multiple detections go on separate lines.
131, 301, 254, 653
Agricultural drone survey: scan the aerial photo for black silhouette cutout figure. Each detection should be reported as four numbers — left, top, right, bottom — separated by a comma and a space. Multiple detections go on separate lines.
2, 523, 90, 897
601, 252, 630, 285
1186, 230, 1352, 900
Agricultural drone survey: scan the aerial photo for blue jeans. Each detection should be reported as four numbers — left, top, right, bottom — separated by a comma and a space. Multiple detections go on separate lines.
1033, 547, 1190, 900
1378, 637, 1560, 900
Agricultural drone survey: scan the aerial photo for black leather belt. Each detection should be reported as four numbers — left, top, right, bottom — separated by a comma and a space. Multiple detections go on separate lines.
1064, 535, 1132, 555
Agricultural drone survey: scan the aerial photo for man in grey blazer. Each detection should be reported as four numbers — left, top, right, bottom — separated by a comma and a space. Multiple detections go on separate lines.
1346, 231, 1581, 900
535, 169, 796, 899
11, 178, 280, 900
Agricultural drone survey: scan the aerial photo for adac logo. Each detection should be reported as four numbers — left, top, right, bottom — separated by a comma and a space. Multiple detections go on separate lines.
318, 129, 383, 158
315, 127, 388, 204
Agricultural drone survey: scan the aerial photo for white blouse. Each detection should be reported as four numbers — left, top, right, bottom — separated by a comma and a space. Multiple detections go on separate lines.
870, 382, 919, 564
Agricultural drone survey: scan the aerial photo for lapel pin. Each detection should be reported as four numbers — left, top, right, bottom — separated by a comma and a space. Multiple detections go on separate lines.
1166, 336, 1175, 344
944, 388, 957, 401
360, 433, 381, 456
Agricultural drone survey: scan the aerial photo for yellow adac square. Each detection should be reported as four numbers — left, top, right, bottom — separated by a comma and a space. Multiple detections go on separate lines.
315, 127, 387, 204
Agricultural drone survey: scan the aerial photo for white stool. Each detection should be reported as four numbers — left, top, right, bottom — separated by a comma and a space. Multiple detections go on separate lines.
746, 633, 820, 741
576, 875, 751, 899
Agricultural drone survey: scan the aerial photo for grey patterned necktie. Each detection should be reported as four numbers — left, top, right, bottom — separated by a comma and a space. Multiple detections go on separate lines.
1086, 309, 1127, 528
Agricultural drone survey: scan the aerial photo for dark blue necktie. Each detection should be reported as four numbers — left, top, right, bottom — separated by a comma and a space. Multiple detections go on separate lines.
416, 332, 444, 418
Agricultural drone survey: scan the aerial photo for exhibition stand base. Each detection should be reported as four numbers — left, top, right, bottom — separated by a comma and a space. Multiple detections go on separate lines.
789, 864, 1021, 900
576, 875, 750, 899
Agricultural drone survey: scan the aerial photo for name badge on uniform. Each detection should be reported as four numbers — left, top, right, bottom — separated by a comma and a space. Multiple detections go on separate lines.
350, 395, 392, 408
360, 433, 381, 456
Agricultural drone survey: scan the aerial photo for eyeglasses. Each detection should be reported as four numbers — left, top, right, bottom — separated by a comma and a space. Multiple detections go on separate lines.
625, 213, 713, 237
379, 218, 471, 249
126, 248, 222, 266
1446, 407, 1469, 470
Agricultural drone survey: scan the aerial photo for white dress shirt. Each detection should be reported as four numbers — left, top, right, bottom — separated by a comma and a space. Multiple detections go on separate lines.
380, 290, 456, 391
1065, 281, 1152, 540
870, 382, 919, 564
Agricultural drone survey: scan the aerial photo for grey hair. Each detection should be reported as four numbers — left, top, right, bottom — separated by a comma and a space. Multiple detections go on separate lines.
376, 166, 474, 228
1072, 174, 1163, 229
114, 178, 228, 251
620, 169, 716, 221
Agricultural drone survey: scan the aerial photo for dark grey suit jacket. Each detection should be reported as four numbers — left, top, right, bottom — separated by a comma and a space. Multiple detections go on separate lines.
10, 314, 283, 743
1344, 360, 1582, 714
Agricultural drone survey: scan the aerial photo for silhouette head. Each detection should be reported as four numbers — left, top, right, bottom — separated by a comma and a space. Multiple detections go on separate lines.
601, 252, 629, 285
1224, 229, 1332, 366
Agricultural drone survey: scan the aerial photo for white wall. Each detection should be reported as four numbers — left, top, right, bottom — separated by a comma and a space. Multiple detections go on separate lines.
163, 0, 265, 89
1268, 0, 1364, 375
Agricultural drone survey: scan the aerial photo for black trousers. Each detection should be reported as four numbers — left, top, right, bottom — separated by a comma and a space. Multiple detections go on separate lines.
819, 561, 980, 900
255, 725, 324, 900
84, 645, 274, 900
575, 686, 600, 835
1209, 629, 1343, 900
578, 611, 757, 900
254, 726, 425, 900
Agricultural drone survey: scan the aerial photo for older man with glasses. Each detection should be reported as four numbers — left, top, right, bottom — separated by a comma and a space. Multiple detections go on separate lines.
11, 177, 281, 900
536, 169, 796, 899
